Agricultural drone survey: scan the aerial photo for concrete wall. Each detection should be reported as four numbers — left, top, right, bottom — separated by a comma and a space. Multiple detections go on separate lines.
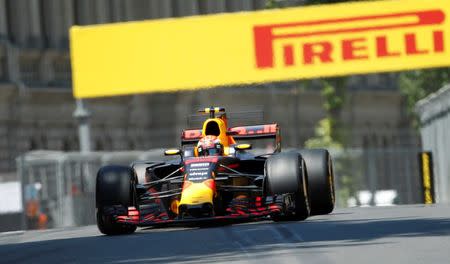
0, 213, 22, 232
0, 83, 418, 174
416, 85, 450, 204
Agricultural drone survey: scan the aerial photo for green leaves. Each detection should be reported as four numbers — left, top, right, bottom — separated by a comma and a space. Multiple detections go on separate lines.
321, 80, 344, 112
305, 118, 343, 149
265, 0, 283, 9
399, 68, 450, 126
305, 77, 347, 148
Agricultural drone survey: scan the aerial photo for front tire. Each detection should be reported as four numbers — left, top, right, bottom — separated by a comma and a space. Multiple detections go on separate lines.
265, 152, 310, 221
96, 210, 137, 235
96, 165, 138, 235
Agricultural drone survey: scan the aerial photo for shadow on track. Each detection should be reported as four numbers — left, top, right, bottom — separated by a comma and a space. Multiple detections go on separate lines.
298, 217, 450, 242
1, 216, 450, 263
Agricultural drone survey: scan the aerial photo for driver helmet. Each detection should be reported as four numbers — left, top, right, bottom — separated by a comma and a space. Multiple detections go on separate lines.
197, 135, 223, 156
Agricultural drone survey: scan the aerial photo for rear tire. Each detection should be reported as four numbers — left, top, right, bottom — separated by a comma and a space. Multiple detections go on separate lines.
265, 152, 310, 221
131, 163, 147, 184
299, 149, 335, 215
96, 165, 138, 235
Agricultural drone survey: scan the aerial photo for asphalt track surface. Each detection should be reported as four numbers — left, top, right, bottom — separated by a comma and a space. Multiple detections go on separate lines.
1, 205, 450, 264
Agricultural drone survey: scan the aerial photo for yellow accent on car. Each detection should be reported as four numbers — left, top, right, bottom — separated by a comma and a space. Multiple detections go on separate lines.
170, 200, 180, 214
235, 143, 252, 150
201, 118, 236, 151
164, 149, 181, 156
179, 182, 214, 206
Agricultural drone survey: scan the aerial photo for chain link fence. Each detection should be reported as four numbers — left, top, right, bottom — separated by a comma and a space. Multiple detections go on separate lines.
16, 148, 423, 229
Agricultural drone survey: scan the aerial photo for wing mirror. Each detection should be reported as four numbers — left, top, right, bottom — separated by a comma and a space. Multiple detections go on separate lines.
164, 149, 181, 156
235, 143, 252, 151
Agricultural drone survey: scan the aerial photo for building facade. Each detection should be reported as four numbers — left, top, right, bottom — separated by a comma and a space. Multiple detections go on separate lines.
0, 0, 419, 178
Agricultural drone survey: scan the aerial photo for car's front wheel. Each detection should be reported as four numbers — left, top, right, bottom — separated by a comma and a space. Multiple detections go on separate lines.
265, 152, 310, 221
96, 165, 138, 235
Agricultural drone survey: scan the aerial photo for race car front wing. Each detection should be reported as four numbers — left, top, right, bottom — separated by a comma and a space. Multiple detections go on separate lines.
115, 196, 282, 227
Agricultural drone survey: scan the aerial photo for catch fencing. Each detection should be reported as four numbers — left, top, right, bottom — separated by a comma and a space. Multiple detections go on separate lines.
17, 148, 423, 229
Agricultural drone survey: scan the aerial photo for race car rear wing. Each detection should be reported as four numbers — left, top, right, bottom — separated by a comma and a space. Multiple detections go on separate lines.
229, 124, 279, 139
181, 124, 281, 149
181, 129, 203, 144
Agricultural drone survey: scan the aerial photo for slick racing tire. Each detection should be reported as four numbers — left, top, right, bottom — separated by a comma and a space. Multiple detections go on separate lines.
299, 149, 335, 215
96, 165, 137, 235
265, 152, 310, 221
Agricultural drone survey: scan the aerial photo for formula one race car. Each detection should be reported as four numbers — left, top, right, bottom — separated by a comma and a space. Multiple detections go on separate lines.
96, 107, 335, 235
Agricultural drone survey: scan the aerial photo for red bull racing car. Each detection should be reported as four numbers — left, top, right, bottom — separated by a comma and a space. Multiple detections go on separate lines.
96, 107, 335, 235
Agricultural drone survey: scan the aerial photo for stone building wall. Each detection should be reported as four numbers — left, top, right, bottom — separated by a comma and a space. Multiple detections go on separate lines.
0, 83, 419, 174
0, 0, 419, 177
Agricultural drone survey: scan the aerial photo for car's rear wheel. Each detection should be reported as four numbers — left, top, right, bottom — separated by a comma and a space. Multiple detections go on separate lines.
96, 165, 138, 235
265, 152, 310, 221
299, 149, 335, 215
131, 163, 148, 184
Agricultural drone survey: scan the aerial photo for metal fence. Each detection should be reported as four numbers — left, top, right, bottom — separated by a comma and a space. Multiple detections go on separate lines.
16, 150, 169, 229
416, 84, 450, 204
330, 148, 422, 207
16, 147, 423, 229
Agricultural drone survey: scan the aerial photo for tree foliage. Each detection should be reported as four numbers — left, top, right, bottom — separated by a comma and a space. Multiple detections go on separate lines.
264, 0, 280, 9
305, 77, 347, 148
399, 68, 450, 118
304, 118, 343, 149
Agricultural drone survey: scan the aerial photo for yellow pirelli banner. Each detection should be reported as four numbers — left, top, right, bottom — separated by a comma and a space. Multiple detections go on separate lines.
70, 0, 450, 98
